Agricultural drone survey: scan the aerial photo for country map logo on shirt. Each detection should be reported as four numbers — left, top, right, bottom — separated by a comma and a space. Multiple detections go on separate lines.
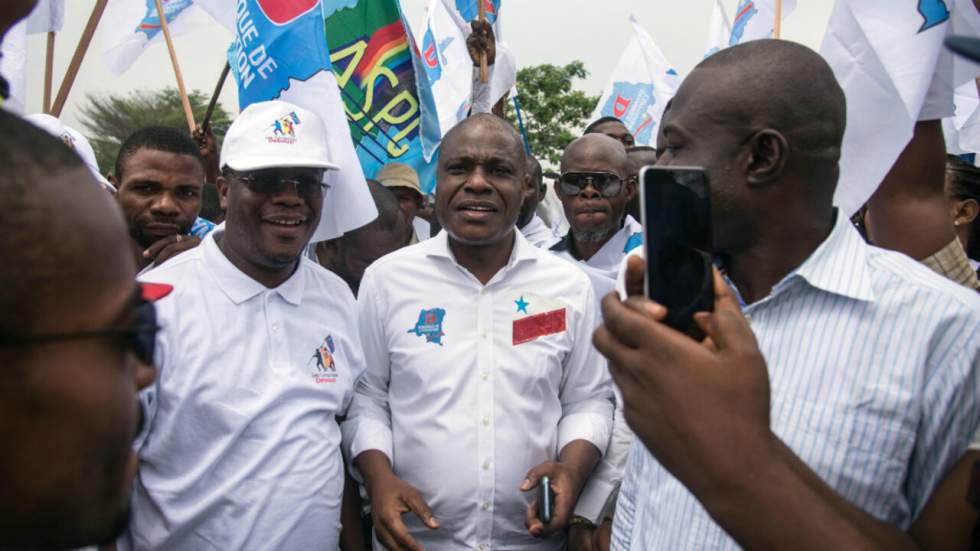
267, 111, 301, 144
408, 308, 446, 345
308, 335, 338, 384
512, 294, 567, 346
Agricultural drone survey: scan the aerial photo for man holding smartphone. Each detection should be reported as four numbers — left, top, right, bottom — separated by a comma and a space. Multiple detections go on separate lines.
344, 114, 614, 551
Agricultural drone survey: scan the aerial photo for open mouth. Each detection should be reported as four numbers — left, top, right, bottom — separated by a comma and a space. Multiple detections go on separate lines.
262, 216, 307, 227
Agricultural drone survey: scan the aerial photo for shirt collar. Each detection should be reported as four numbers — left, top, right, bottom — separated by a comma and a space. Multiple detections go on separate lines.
779, 210, 876, 303
425, 227, 537, 269
203, 227, 307, 306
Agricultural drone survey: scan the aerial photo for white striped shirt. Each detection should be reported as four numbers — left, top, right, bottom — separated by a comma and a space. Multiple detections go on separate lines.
612, 212, 980, 550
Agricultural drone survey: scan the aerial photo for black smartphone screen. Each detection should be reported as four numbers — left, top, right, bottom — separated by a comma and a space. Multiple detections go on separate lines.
640, 166, 713, 332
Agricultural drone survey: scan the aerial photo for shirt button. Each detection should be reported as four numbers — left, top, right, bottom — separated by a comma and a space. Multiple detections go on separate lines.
482, 416, 490, 426
482, 459, 491, 470
481, 501, 491, 511
479, 545, 487, 550
481, 372, 489, 381
272, 323, 280, 332
480, 330, 488, 339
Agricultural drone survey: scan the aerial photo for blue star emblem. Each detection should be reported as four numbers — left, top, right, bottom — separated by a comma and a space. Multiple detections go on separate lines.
515, 296, 529, 314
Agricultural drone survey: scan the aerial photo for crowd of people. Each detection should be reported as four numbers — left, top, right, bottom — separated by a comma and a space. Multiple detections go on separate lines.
2, 2, 980, 551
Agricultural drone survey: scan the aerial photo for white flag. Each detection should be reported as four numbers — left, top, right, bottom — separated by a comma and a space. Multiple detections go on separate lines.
0, 22, 27, 114
416, 0, 516, 159
101, 0, 233, 75
820, 0, 980, 215
943, 82, 980, 155
591, 16, 680, 147
26, 0, 65, 34
707, 0, 798, 56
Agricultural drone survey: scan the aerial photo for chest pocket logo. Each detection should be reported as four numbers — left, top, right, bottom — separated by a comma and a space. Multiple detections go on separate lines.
408, 308, 447, 346
308, 335, 338, 384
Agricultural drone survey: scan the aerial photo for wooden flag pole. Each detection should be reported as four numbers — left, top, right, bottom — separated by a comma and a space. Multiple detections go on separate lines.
43, 31, 55, 114
51, 0, 108, 117
477, 0, 488, 83
154, 0, 197, 132
774, 0, 782, 39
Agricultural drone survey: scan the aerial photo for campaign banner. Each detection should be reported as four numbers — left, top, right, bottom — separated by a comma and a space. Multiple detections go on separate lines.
230, 0, 377, 240
323, 0, 436, 192
416, 0, 516, 160
821, 0, 980, 215
102, 0, 233, 75
705, 0, 797, 57
590, 16, 680, 147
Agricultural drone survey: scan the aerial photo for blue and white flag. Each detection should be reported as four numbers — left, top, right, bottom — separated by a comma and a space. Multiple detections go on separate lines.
230, 0, 376, 240
821, 0, 980, 215
705, 0, 797, 57
415, 0, 516, 160
590, 16, 680, 147
101, 0, 234, 75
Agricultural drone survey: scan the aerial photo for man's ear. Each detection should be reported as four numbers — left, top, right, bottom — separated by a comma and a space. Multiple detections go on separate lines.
746, 129, 789, 186
624, 174, 638, 202
954, 197, 979, 226
216, 176, 230, 211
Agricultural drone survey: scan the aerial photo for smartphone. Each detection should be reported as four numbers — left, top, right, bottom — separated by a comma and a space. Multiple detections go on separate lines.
539, 475, 553, 524
639, 166, 713, 332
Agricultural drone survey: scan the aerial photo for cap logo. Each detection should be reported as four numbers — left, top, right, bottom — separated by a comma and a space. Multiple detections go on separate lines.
61, 133, 76, 151
267, 111, 301, 144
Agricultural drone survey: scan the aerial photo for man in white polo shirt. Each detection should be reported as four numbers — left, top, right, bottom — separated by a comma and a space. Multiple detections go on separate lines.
343, 114, 614, 551
122, 100, 366, 549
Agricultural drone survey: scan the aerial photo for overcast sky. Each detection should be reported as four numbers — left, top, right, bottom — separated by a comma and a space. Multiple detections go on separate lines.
19, 1, 834, 130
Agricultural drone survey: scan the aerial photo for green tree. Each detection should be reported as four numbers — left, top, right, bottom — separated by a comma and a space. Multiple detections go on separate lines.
77, 87, 232, 173
503, 61, 599, 166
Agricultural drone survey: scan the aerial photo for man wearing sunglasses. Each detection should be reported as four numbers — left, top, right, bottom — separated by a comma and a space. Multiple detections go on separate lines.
121, 101, 367, 549
550, 134, 642, 282
0, 110, 158, 548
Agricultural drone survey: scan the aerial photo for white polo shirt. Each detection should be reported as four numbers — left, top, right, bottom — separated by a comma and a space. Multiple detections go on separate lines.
343, 230, 614, 551
549, 215, 643, 281
124, 229, 365, 550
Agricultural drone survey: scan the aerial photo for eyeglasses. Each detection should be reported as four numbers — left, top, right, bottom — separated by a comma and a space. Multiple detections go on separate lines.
231, 169, 329, 199
558, 171, 624, 198
0, 295, 159, 365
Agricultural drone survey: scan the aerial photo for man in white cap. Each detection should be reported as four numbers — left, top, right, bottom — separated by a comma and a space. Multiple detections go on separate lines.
121, 100, 366, 549
25, 113, 115, 193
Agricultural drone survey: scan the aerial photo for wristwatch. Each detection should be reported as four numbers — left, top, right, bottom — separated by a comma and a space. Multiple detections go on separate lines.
568, 516, 596, 529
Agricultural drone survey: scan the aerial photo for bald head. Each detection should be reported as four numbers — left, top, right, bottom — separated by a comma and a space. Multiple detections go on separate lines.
561, 134, 630, 177
693, 40, 846, 182
443, 113, 527, 167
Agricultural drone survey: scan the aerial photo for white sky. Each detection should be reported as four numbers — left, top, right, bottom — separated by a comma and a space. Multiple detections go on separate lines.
19, 0, 835, 130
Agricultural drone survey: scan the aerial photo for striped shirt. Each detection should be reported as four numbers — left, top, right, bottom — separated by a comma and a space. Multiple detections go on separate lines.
611, 211, 980, 550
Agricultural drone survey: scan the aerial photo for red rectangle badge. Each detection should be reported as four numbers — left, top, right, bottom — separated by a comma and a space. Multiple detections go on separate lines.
513, 308, 567, 345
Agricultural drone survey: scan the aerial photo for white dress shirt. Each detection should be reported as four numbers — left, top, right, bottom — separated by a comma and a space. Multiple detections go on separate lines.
520, 214, 560, 249
124, 229, 365, 550
549, 215, 643, 281
612, 212, 980, 550
343, 230, 614, 551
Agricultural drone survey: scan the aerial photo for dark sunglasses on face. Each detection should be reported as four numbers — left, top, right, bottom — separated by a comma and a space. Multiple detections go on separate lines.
558, 171, 624, 198
231, 169, 329, 199
0, 295, 160, 365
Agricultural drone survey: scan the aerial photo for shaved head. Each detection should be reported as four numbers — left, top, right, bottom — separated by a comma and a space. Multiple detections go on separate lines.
443, 113, 527, 168
561, 134, 630, 177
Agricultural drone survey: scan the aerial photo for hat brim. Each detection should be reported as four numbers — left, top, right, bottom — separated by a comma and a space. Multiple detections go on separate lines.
946, 35, 980, 64
223, 156, 341, 172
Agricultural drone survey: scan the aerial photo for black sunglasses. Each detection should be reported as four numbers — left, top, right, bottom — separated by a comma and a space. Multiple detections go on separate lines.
0, 295, 159, 365
558, 171, 624, 198
230, 169, 329, 199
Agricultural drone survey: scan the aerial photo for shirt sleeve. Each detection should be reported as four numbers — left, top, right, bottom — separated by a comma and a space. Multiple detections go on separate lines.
340, 267, 395, 473
906, 314, 980, 520
574, 385, 635, 523
557, 282, 614, 457
470, 65, 495, 115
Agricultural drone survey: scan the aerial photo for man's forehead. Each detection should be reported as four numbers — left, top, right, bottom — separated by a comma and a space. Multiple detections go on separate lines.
123, 148, 204, 178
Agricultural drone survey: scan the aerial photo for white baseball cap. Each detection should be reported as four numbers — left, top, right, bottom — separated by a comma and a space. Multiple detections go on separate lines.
25, 113, 115, 192
220, 100, 340, 172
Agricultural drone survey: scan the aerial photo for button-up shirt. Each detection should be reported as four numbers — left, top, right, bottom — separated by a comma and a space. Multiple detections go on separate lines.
550, 215, 643, 281
124, 229, 365, 550
612, 212, 980, 550
344, 230, 614, 551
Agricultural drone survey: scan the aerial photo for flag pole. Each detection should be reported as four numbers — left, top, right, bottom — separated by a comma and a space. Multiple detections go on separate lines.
774, 0, 782, 39
43, 31, 55, 114
477, 1, 488, 83
51, 0, 108, 117
154, 0, 197, 132
202, 62, 230, 132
